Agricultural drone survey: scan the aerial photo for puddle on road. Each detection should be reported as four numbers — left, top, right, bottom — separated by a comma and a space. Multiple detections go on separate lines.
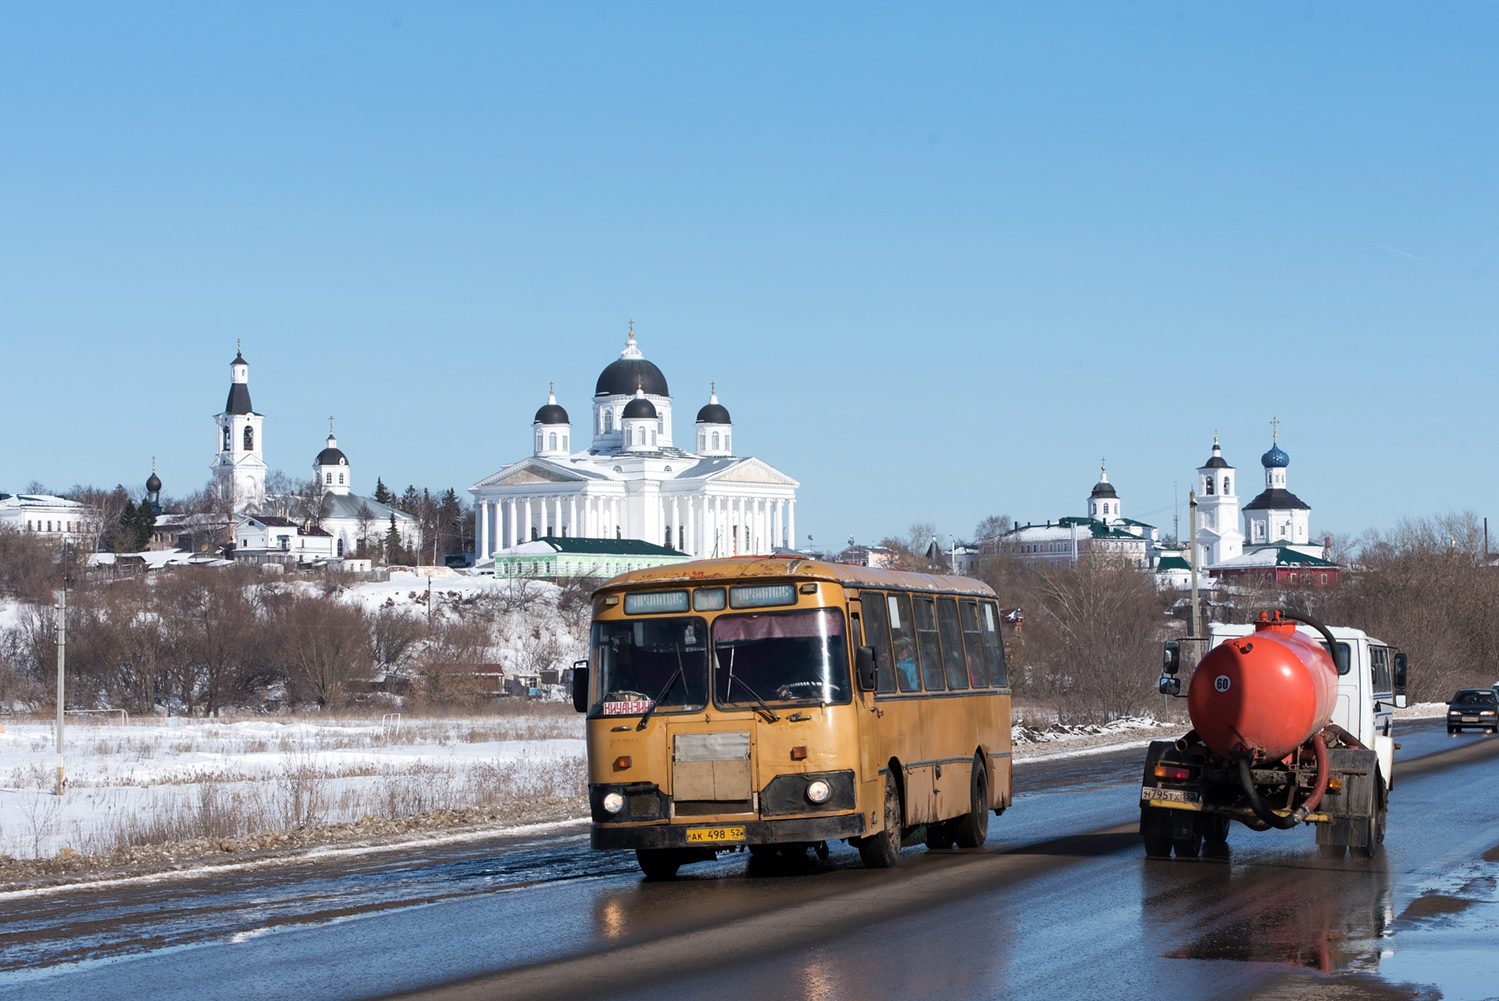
1156, 842, 1499, 1001
1396, 893, 1472, 920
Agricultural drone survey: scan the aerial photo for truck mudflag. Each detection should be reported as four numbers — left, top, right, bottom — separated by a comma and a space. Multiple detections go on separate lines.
1143, 610, 1408, 860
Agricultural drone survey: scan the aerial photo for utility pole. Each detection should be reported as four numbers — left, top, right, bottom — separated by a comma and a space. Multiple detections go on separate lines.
55, 587, 66, 795
1189, 491, 1201, 642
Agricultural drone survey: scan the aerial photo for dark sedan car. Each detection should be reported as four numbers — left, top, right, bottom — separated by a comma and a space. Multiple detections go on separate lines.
1447, 689, 1499, 734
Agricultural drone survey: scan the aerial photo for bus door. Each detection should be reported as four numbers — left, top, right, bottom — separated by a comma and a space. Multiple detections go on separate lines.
879, 591, 935, 824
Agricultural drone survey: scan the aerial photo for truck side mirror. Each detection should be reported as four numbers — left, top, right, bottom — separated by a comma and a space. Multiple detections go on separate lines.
1392, 652, 1408, 709
1162, 640, 1181, 676
1158, 676, 1181, 697
571, 659, 590, 713
855, 646, 877, 691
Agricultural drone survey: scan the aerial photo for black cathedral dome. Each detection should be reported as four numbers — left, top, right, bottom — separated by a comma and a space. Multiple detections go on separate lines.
1089, 480, 1118, 499
696, 401, 731, 424
622, 396, 658, 419
316, 446, 349, 466
534, 403, 570, 424
596, 357, 669, 397
146, 471, 162, 493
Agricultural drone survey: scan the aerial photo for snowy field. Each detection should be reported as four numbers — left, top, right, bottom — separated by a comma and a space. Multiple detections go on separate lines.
0, 713, 584, 860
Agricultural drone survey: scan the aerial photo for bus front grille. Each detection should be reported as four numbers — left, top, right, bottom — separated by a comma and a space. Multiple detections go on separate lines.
674, 799, 754, 817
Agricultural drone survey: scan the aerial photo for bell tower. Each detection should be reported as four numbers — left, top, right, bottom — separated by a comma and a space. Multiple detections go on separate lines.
211, 342, 267, 515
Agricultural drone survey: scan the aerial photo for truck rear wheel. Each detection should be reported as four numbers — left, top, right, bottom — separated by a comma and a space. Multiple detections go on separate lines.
1172, 831, 1202, 858
1143, 835, 1173, 859
858, 772, 903, 869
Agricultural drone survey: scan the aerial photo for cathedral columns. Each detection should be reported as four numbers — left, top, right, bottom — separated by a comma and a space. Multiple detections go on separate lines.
671, 497, 680, 552
773, 499, 783, 550
552, 496, 561, 539
569, 496, 577, 538
787, 500, 795, 551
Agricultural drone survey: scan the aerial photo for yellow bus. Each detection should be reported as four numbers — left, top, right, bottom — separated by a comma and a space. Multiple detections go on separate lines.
571, 555, 1013, 877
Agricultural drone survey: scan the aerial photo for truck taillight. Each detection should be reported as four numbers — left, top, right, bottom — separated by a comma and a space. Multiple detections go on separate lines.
1153, 764, 1192, 782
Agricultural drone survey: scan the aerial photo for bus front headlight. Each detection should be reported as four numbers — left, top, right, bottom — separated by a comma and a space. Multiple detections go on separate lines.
602, 792, 625, 814
805, 779, 832, 804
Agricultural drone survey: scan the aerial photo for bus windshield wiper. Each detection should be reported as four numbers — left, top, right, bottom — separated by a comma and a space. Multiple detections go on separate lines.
723, 649, 780, 723
636, 644, 687, 732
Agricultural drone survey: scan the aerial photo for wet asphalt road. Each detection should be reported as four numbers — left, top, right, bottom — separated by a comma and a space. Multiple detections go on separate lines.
2, 720, 1497, 1001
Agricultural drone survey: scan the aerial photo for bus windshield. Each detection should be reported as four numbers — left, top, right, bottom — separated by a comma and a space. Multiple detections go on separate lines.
712, 608, 851, 706
591, 618, 708, 714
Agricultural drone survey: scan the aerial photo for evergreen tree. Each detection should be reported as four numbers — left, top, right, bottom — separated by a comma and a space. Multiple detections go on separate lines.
400, 485, 419, 514
386, 514, 402, 564
373, 478, 391, 505
116, 497, 157, 552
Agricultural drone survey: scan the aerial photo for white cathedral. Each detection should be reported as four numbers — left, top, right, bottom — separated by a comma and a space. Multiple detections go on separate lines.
210, 348, 420, 558
470, 328, 800, 560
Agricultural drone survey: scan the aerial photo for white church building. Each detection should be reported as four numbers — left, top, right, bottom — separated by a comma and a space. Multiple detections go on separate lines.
470, 328, 800, 560
209, 348, 419, 558
1195, 430, 1322, 570
1002, 465, 1163, 569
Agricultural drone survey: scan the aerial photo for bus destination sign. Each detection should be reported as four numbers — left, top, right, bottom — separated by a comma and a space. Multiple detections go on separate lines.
603, 699, 655, 716
623, 590, 690, 615
729, 583, 798, 609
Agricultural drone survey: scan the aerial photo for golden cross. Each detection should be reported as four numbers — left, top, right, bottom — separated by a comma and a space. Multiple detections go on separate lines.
151, 454, 156, 471
628, 319, 635, 341
548, 380, 554, 395
1270, 416, 1280, 441
329, 415, 335, 435
237, 338, 241, 353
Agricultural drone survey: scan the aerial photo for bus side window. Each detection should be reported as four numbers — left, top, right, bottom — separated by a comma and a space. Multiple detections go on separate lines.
861, 591, 897, 693
959, 599, 989, 687
912, 596, 945, 692
936, 597, 969, 690
981, 601, 1009, 688
888, 593, 922, 693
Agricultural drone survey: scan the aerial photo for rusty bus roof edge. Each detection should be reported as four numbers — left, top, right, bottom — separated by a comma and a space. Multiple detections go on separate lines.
591, 556, 997, 597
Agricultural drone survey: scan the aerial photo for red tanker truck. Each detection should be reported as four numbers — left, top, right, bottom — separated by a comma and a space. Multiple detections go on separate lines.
1141, 610, 1408, 859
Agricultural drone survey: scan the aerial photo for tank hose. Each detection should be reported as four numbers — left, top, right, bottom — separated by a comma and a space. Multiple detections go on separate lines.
1237, 732, 1330, 829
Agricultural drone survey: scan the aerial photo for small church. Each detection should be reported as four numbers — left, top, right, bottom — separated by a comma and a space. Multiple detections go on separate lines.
1192, 425, 1340, 587
209, 347, 420, 560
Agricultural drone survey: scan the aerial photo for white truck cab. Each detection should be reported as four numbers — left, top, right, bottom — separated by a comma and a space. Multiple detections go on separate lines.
1205, 623, 1402, 792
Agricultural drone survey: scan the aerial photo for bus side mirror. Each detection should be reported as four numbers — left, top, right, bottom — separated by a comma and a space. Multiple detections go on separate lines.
1158, 676, 1181, 697
855, 646, 877, 691
1162, 640, 1181, 676
572, 659, 590, 713
1392, 653, 1408, 709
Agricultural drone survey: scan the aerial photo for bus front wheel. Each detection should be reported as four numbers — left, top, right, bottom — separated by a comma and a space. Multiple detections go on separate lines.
636, 849, 682, 879
858, 773, 903, 869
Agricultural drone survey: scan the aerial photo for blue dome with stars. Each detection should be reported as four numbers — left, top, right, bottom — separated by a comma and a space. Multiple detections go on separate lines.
1261, 443, 1290, 468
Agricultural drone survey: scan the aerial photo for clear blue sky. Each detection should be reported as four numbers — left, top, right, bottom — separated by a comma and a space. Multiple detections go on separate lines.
3, 3, 1493, 549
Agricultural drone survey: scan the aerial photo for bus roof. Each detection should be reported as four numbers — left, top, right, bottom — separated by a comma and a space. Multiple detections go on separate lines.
596, 556, 997, 598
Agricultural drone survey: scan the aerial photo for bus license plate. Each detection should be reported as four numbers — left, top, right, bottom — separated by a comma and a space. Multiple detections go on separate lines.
686, 826, 745, 844
1140, 786, 1198, 804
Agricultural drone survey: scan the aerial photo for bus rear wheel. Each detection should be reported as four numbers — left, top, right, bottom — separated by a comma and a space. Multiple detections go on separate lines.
636, 849, 682, 879
951, 754, 990, 849
858, 773, 903, 869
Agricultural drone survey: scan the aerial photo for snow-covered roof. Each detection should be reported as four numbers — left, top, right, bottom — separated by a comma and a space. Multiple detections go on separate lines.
1208, 547, 1338, 570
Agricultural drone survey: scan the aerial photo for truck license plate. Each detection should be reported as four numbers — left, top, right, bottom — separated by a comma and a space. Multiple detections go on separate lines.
686, 826, 745, 843
1140, 786, 1199, 804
